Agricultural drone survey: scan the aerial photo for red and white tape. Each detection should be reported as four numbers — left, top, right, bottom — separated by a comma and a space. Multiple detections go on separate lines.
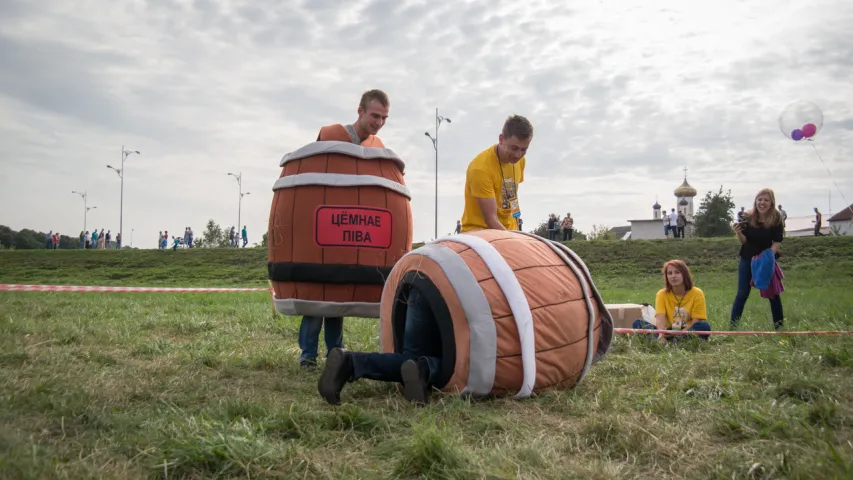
614, 328, 853, 336
0, 284, 269, 293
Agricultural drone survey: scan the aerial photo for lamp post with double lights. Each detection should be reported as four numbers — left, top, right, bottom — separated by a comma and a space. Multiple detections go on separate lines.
106, 146, 140, 250
71, 190, 92, 231
227, 172, 250, 246
424, 108, 451, 239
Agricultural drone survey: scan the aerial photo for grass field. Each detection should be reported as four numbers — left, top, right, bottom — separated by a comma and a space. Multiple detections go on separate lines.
1, 236, 852, 479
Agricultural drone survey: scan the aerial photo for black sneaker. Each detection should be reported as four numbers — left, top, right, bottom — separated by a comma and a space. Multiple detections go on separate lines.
318, 348, 353, 405
300, 359, 317, 369
400, 358, 430, 405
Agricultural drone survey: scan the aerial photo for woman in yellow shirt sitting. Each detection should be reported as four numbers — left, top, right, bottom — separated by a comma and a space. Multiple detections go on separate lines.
633, 259, 712, 342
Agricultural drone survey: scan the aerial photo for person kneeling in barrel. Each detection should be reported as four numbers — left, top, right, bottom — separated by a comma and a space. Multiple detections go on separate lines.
318, 282, 440, 405
633, 260, 712, 343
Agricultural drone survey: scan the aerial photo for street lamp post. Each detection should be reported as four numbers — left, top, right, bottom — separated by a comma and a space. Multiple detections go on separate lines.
424, 108, 451, 239
86, 206, 98, 225
106, 145, 140, 250
227, 172, 250, 247
72, 190, 88, 231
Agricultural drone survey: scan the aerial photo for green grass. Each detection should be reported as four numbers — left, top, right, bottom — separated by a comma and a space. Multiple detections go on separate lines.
1, 236, 852, 479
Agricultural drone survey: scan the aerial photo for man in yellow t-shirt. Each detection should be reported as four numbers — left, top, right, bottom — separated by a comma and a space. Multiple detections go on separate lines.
461, 115, 533, 232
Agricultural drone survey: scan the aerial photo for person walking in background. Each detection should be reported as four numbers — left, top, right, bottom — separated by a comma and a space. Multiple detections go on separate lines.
242, 225, 248, 247
84, 231, 91, 249
731, 188, 785, 330
677, 212, 686, 238
46, 231, 53, 249
813, 207, 824, 236
115, 232, 122, 249
778, 205, 787, 228
669, 208, 679, 238
79, 231, 85, 249
561, 213, 574, 241
547, 214, 557, 240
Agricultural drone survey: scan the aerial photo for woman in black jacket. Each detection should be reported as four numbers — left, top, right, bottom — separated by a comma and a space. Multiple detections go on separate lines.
730, 188, 785, 329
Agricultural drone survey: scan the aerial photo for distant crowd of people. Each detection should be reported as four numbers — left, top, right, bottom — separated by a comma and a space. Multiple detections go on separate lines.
157, 225, 248, 251
41, 224, 257, 251
43, 229, 123, 249
546, 213, 574, 240
159, 227, 195, 251
663, 209, 688, 238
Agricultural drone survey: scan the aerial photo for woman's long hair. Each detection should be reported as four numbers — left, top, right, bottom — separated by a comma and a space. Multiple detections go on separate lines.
662, 259, 694, 293
747, 188, 783, 228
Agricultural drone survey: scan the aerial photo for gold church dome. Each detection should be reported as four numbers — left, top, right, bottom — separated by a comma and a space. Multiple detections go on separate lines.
674, 179, 697, 197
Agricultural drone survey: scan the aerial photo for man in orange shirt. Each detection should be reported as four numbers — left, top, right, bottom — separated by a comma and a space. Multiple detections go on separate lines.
299, 89, 390, 369
316, 89, 389, 146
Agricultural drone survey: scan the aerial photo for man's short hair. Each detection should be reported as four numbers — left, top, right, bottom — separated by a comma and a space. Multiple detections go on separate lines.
359, 89, 390, 110
502, 115, 533, 140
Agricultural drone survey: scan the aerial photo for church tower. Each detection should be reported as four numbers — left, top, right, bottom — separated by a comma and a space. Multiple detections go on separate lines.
674, 167, 697, 220
653, 197, 661, 220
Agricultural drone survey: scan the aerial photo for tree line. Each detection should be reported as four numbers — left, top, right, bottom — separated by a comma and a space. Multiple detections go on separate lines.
0, 226, 79, 250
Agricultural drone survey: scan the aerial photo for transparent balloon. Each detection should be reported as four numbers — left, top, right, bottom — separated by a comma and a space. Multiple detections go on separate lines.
778, 100, 823, 142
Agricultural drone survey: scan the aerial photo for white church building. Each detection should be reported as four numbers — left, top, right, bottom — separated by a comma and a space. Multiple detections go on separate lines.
628, 171, 698, 240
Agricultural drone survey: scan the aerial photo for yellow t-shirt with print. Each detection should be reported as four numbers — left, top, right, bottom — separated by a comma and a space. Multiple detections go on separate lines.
654, 287, 707, 329
461, 145, 526, 232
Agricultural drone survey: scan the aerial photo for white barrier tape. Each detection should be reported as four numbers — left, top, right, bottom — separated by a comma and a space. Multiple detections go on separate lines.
0, 284, 269, 293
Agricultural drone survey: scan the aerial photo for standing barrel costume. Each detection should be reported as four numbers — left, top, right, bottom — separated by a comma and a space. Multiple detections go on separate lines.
378, 229, 614, 398
268, 124, 413, 318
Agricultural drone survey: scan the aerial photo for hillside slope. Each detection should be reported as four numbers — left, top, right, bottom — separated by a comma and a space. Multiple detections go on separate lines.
0, 236, 850, 287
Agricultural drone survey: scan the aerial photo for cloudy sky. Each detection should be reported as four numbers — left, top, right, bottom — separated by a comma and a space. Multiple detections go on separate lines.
1, 0, 852, 245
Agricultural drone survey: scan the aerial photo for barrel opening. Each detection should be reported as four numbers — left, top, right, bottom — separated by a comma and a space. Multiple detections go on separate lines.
392, 271, 456, 390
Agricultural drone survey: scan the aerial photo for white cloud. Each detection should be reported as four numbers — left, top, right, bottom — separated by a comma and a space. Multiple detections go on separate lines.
0, 0, 851, 246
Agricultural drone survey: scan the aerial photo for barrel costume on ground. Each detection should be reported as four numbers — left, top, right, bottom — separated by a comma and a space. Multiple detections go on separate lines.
378, 229, 614, 398
267, 124, 413, 318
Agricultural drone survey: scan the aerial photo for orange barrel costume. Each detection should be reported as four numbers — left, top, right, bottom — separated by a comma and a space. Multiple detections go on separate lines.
378, 230, 613, 398
267, 124, 413, 318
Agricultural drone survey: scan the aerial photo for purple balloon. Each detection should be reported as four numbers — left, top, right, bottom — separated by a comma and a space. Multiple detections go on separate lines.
791, 128, 804, 141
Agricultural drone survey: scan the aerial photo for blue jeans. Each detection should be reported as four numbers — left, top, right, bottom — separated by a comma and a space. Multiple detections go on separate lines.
632, 319, 711, 341
349, 285, 441, 385
730, 256, 783, 329
298, 316, 343, 363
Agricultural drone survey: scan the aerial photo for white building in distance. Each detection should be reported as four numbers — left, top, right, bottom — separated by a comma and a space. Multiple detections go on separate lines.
628, 169, 698, 240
